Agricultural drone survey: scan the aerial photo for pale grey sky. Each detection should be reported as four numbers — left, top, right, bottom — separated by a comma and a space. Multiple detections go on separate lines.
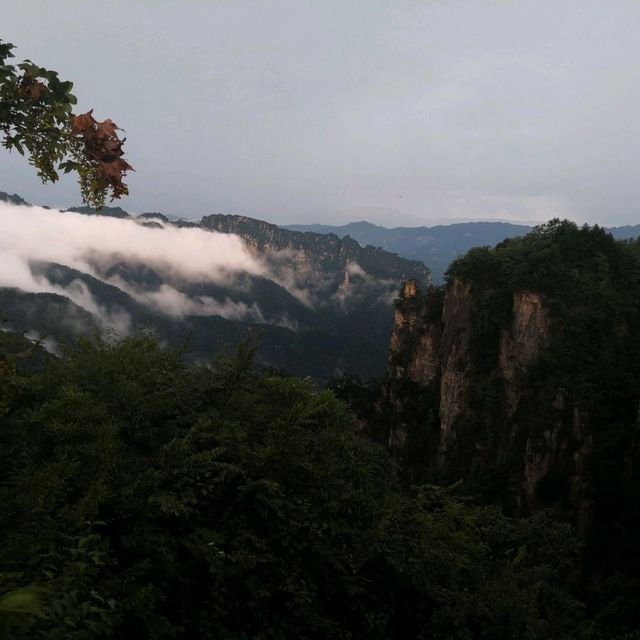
2, 1, 640, 226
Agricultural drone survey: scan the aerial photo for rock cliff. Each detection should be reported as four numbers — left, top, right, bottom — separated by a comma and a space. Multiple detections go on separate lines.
382, 277, 610, 526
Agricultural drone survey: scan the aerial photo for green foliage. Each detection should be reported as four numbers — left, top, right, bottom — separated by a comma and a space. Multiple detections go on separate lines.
0, 40, 76, 179
0, 39, 130, 207
0, 332, 600, 638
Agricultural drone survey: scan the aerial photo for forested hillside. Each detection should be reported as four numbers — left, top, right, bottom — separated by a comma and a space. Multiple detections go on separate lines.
0, 331, 604, 638
2, 220, 640, 637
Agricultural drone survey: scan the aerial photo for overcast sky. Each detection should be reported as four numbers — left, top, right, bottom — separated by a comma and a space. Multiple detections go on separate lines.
2, 1, 640, 226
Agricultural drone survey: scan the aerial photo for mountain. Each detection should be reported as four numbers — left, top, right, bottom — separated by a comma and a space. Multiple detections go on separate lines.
0, 287, 99, 344
202, 214, 428, 286
4, 192, 638, 378
286, 219, 640, 282
368, 220, 640, 625
380, 221, 640, 515
0, 190, 30, 207
285, 220, 532, 281
65, 204, 131, 218
609, 224, 640, 240
0, 199, 429, 380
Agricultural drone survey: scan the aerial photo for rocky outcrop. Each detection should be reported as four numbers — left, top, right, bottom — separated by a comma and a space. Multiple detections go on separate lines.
388, 280, 439, 383
522, 387, 593, 528
385, 280, 442, 448
498, 292, 550, 416
382, 278, 596, 524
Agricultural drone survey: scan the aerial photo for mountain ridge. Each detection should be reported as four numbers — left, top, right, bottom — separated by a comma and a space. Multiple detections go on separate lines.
287, 219, 640, 281
0, 193, 430, 379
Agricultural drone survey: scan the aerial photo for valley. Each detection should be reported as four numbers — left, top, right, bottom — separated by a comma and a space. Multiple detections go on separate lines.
0, 192, 428, 379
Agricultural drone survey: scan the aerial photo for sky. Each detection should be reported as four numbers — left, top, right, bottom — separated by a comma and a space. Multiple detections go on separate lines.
2, 0, 640, 227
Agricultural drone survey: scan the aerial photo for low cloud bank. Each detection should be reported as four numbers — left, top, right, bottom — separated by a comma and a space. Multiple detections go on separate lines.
0, 202, 264, 282
0, 202, 270, 327
0, 203, 396, 337
128, 283, 266, 322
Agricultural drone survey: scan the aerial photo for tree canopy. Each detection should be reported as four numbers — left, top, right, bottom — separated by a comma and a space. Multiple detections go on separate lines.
0, 332, 601, 639
0, 39, 132, 207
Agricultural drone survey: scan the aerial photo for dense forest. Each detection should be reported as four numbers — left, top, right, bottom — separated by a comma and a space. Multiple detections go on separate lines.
0, 330, 609, 638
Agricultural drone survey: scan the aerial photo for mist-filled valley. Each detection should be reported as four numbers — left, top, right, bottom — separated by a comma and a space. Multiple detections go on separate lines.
0, 195, 429, 379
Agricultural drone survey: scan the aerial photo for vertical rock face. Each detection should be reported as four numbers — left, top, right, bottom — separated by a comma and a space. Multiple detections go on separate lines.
498, 292, 550, 416
437, 279, 473, 463
388, 280, 441, 384
383, 278, 595, 523
385, 280, 442, 448
522, 387, 593, 527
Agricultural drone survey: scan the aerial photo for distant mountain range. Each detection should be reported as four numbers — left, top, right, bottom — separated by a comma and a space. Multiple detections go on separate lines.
0, 192, 428, 380
3, 190, 639, 378
286, 220, 640, 281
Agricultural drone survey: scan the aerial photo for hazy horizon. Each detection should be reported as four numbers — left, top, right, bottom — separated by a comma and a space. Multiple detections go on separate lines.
3, 1, 640, 227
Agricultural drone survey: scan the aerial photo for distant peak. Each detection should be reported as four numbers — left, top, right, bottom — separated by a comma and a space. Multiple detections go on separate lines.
138, 212, 169, 223
65, 205, 130, 219
0, 191, 30, 207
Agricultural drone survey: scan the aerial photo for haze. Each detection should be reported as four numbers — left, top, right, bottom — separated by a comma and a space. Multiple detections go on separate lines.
2, 1, 639, 226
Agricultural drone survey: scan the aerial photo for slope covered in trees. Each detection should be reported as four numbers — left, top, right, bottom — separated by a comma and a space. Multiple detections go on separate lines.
0, 332, 607, 639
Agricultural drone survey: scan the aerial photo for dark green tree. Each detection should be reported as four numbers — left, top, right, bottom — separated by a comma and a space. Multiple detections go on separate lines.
0, 333, 596, 639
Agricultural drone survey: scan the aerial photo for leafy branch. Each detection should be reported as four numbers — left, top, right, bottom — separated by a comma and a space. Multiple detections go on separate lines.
0, 39, 132, 207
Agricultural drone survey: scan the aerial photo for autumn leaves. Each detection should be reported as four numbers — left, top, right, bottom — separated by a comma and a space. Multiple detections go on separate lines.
71, 110, 133, 202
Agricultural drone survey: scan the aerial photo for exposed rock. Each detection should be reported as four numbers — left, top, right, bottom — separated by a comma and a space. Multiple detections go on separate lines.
437, 279, 473, 463
382, 277, 595, 525
385, 281, 442, 448
499, 292, 550, 416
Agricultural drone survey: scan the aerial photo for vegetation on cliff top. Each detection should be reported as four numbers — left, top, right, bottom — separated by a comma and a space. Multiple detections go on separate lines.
446, 219, 640, 402
367, 220, 640, 633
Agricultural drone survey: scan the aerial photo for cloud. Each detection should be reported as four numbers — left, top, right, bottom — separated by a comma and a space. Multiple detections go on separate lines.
0, 202, 399, 336
0, 202, 272, 327
57, 279, 132, 335
0, 202, 265, 282
24, 330, 59, 355
332, 261, 398, 309
124, 283, 266, 322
